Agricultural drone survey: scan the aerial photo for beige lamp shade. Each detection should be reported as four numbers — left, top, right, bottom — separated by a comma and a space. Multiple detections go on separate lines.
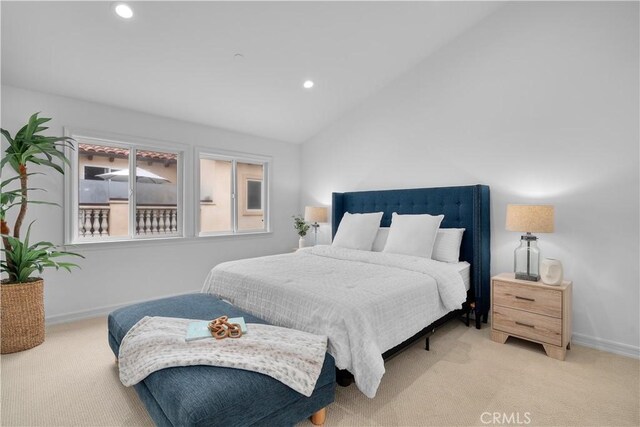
304, 206, 328, 223
506, 204, 555, 233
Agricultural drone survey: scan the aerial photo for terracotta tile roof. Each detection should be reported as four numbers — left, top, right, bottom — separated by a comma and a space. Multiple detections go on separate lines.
79, 144, 177, 161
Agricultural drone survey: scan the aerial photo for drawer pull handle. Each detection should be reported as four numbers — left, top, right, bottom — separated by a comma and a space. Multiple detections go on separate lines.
515, 295, 535, 302
515, 321, 535, 328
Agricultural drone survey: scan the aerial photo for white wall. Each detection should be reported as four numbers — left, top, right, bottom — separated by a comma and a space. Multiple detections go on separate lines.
1, 85, 301, 322
301, 2, 639, 355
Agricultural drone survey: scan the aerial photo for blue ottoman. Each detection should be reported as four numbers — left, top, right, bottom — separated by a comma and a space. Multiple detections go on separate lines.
108, 294, 335, 427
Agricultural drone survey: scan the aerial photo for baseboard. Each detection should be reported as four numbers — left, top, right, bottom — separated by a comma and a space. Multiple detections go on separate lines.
45, 290, 201, 325
572, 332, 640, 359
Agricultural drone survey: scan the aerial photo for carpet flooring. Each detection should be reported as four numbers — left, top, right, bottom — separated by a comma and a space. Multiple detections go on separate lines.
1, 316, 638, 426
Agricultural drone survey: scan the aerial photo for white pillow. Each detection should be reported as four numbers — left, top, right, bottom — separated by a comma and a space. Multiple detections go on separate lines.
383, 213, 444, 258
332, 212, 384, 251
432, 228, 465, 263
371, 227, 390, 252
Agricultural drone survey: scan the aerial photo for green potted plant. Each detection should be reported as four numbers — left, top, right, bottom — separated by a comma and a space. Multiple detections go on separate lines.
292, 215, 310, 249
1, 113, 83, 354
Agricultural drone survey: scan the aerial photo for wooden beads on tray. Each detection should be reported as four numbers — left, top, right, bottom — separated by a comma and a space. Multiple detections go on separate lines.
207, 316, 242, 339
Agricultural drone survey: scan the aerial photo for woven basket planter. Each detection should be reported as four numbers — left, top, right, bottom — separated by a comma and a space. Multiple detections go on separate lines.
1, 279, 45, 354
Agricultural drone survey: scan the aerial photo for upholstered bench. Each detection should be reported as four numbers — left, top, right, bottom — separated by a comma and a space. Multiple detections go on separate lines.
108, 294, 335, 427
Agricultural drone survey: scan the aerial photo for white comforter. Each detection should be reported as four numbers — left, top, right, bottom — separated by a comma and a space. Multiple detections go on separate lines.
201, 245, 467, 398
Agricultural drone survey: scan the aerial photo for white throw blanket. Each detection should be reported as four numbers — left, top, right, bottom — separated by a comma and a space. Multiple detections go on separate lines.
202, 245, 467, 398
118, 316, 328, 397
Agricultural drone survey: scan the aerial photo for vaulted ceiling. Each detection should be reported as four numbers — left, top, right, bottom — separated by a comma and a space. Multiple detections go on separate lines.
2, 1, 501, 143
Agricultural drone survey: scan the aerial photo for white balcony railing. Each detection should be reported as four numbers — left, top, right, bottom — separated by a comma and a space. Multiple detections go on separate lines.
135, 207, 178, 235
79, 206, 178, 238
79, 207, 110, 237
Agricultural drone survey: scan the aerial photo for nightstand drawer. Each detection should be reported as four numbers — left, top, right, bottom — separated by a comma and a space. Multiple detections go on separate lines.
493, 305, 562, 346
493, 280, 562, 318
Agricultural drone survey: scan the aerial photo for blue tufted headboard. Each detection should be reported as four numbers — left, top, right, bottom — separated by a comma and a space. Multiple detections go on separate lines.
332, 185, 491, 326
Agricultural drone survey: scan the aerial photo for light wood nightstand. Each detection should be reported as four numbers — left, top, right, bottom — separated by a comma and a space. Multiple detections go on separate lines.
490, 273, 572, 360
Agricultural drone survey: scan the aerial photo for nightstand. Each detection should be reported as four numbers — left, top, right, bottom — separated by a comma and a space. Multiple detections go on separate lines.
490, 273, 572, 360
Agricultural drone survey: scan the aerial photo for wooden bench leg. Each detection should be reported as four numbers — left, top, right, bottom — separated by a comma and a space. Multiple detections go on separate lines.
310, 408, 326, 425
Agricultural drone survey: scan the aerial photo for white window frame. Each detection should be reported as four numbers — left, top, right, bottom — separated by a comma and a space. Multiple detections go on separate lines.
195, 147, 271, 237
64, 128, 187, 244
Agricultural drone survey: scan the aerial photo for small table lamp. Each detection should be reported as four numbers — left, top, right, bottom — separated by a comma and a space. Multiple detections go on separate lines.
304, 206, 328, 246
506, 204, 554, 281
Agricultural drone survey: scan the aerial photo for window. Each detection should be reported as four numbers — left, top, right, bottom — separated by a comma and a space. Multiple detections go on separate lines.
199, 158, 233, 234
65, 134, 183, 243
83, 166, 121, 180
198, 152, 269, 235
246, 179, 262, 211
64, 131, 269, 243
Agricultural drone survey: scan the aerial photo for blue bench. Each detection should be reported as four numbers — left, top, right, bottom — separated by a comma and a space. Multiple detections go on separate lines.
108, 294, 335, 427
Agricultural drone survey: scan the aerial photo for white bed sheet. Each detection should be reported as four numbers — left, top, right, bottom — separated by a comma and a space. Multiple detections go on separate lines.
455, 261, 471, 291
202, 245, 467, 398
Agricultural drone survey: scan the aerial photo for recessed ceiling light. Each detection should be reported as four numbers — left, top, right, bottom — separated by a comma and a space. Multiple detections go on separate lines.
303, 80, 314, 89
114, 3, 134, 19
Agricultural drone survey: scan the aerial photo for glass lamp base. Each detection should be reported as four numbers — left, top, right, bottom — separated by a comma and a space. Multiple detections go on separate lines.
514, 234, 540, 282
515, 272, 540, 282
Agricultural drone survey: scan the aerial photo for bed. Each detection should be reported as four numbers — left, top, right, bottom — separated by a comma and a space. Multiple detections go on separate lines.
203, 185, 490, 398
331, 185, 491, 327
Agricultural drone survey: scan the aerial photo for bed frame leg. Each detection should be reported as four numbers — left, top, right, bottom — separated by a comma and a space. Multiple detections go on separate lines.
459, 305, 471, 327
474, 311, 488, 329
336, 369, 354, 387
425, 336, 430, 351
310, 408, 326, 425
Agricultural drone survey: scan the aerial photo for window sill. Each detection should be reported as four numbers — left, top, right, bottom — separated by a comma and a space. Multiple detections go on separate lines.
65, 231, 273, 252
198, 230, 269, 238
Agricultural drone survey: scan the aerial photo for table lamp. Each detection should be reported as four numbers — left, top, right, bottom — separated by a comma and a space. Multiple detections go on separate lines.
506, 204, 554, 281
304, 206, 328, 246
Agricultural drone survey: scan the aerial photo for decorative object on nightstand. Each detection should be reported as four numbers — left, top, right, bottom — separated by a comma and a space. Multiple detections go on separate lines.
490, 273, 572, 360
304, 206, 328, 246
505, 204, 554, 281
292, 215, 310, 249
540, 258, 563, 285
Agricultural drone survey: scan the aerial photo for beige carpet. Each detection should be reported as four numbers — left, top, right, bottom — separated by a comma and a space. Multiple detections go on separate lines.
1, 317, 638, 426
